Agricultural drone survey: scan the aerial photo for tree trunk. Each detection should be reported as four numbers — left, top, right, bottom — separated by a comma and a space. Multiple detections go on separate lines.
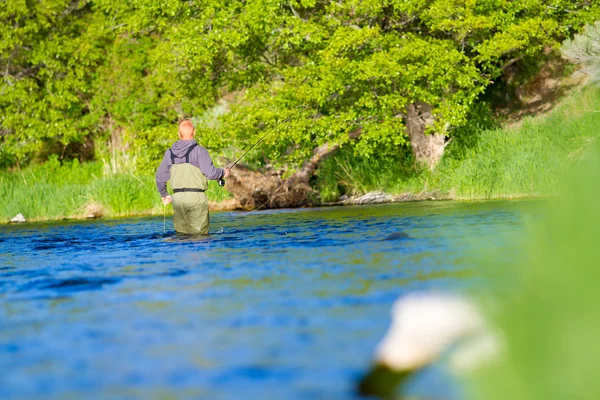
224, 142, 341, 209
405, 102, 448, 169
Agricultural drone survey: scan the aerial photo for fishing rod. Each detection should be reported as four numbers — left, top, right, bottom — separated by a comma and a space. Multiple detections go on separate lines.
217, 105, 312, 186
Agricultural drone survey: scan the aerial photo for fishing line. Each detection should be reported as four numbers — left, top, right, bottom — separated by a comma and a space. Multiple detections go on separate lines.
241, 185, 286, 216
228, 104, 312, 170
219, 105, 313, 181
215, 104, 313, 219
214, 181, 224, 234
240, 119, 314, 215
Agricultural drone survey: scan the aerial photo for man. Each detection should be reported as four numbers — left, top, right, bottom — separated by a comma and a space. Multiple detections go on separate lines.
155, 119, 230, 234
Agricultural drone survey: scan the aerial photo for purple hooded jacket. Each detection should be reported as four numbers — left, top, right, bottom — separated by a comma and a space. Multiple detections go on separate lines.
155, 140, 225, 198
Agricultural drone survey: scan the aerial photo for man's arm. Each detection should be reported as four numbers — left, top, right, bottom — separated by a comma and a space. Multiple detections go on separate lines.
155, 150, 172, 198
195, 147, 226, 180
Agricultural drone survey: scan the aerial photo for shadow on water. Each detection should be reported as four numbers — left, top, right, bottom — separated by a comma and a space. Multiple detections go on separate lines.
0, 200, 539, 400
382, 232, 411, 241
21, 277, 121, 292
163, 233, 212, 243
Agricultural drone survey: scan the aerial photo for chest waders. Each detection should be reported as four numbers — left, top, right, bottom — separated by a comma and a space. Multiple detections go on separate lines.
170, 144, 210, 235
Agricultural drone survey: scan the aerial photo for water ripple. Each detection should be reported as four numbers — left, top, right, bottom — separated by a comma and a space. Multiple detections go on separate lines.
0, 201, 536, 400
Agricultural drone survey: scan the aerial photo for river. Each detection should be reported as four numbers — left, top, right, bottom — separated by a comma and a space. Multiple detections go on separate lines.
0, 201, 533, 399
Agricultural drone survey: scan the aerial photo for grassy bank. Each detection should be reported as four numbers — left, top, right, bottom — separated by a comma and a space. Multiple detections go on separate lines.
317, 85, 600, 201
2, 86, 599, 223
0, 158, 156, 222
0, 157, 228, 223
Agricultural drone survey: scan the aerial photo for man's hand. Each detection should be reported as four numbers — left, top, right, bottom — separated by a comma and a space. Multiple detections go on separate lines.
162, 195, 172, 205
223, 168, 231, 178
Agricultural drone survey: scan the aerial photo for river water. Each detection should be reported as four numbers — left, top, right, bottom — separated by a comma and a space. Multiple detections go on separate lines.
0, 201, 531, 399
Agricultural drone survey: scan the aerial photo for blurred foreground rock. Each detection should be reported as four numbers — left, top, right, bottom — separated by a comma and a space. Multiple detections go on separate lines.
357, 293, 498, 399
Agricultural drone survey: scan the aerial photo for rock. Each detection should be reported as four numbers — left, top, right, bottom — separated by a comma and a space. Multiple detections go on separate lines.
352, 191, 394, 205
10, 213, 26, 223
383, 232, 410, 241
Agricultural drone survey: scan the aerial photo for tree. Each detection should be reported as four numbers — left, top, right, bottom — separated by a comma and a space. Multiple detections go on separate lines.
205, 0, 599, 173
2, 0, 599, 181
562, 21, 600, 82
0, 0, 110, 166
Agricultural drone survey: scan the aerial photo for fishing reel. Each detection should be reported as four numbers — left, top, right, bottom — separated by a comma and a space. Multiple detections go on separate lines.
218, 178, 225, 187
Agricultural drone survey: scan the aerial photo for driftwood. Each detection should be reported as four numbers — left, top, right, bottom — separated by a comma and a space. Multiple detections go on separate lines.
223, 141, 343, 209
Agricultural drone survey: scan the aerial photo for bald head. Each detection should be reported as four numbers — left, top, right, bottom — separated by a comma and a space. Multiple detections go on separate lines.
178, 119, 195, 140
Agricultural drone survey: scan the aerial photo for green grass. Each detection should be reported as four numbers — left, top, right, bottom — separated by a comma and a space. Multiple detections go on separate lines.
434, 87, 600, 199
3, 86, 600, 222
316, 85, 600, 201
315, 146, 424, 202
0, 158, 160, 222
0, 156, 230, 223
469, 141, 600, 400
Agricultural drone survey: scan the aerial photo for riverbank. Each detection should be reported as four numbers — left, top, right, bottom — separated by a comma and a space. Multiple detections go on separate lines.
0, 161, 235, 223
317, 84, 600, 202
2, 85, 599, 224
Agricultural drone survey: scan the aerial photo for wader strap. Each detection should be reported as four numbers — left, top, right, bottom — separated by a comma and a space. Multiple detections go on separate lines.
173, 188, 205, 193
169, 143, 198, 164
184, 143, 198, 163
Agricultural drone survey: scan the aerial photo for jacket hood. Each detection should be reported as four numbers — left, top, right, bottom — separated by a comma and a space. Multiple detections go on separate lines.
170, 140, 198, 158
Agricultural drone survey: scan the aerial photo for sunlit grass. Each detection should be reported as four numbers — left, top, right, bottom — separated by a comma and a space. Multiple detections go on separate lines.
435, 87, 600, 199
0, 156, 231, 222
316, 86, 600, 201
3, 86, 600, 221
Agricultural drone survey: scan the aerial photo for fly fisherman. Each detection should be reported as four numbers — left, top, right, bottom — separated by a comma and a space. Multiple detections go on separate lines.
155, 119, 230, 235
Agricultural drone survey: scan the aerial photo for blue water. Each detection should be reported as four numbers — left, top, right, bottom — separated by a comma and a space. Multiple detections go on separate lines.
0, 201, 530, 399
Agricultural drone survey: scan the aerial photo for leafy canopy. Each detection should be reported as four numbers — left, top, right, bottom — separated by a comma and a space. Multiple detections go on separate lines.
1, 0, 599, 170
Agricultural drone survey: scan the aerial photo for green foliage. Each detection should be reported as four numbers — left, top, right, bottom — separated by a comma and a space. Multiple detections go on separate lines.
441, 101, 498, 162
5, 83, 594, 222
0, 159, 100, 221
1, 0, 600, 215
91, 175, 158, 215
132, 125, 175, 175
219, 31, 485, 170
2, 0, 600, 172
204, 0, 600, 171
0, 0, 110, 163
315, 146, 420, 202
316, 85, 600, 200
0, 159, 159, 221
470, 140, 600, 400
